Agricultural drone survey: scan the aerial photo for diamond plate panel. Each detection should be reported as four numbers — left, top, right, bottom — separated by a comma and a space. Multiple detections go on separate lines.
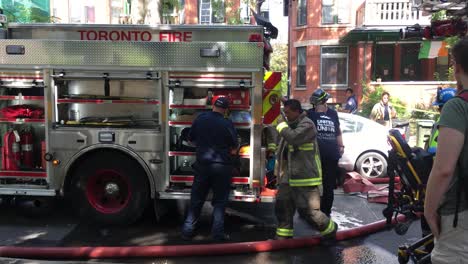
0, 40, 263, 70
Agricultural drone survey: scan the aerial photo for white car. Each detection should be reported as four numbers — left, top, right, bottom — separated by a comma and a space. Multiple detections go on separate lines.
338, 113, 391, 178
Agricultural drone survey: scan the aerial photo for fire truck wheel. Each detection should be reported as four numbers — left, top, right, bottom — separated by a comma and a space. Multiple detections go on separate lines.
70, 151, 149, 226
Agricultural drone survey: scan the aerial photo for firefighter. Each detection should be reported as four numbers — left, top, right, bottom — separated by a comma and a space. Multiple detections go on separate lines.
274, 99, 337, 241
307, 88, 344, 217
181, 96, 238, 242
426, 87, 457, 155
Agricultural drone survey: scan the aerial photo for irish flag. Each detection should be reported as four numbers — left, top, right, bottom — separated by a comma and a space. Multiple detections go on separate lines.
418, 40, 449, 59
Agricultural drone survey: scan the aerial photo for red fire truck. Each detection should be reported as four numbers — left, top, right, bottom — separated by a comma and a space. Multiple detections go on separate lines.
0, 22, 282, 225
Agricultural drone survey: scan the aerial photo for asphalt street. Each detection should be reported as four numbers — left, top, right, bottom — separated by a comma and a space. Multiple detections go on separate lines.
0, 190, 424, 264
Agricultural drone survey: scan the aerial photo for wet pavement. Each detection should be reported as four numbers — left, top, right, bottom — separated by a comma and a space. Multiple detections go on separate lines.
0, 189, 424, 263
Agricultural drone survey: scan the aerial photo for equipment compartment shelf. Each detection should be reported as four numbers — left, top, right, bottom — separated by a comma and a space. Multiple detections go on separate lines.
0, 170, 46, 178
0, 118, 45, 123
0, 96, 44, 101
170, 175, 249, 184
57, 99, 160, 104
168, 121, 250, 128
169, 104, 250, 110
169, 151, 250, 158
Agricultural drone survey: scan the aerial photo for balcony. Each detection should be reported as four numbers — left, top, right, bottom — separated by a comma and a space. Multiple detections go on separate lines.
360, 0, 431, 27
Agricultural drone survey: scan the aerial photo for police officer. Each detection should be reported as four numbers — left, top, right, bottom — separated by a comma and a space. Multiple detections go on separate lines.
426, 87, 457, 155
181, 96, 238, 242
274, 99, 337, 241
307, 88, 344, 217
343, 88, 358, 114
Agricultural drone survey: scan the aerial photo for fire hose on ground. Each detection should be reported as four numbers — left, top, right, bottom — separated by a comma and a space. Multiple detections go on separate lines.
0, 215, 406, 259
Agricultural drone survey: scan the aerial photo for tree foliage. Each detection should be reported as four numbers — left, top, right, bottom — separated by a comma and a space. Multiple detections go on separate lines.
270, 43, 288, 96
359, 83, 406, 119
1, 1, 50, 23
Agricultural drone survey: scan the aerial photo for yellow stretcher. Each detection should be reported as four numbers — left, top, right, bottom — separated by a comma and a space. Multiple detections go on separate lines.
384, 129, 433, 264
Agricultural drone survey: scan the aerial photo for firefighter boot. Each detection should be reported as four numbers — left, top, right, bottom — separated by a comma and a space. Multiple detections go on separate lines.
320, 220, 338, 246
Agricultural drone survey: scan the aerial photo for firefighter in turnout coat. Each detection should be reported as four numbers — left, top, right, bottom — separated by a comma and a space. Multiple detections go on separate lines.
274, 99, 337, 240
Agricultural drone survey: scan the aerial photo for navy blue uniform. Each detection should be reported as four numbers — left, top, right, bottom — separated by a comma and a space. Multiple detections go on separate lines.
344, 95, 358, 114
182, 111, 238, 240
307, 108, 342, 217
189, 112, 238, 164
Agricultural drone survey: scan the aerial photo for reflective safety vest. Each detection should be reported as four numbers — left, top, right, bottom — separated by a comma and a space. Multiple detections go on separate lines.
275, 113, 322, 187
427, 118, 439, 155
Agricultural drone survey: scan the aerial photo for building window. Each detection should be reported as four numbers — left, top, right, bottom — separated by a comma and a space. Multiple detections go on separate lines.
240, 2, 250, 23
320, 46, 348, 86
296, 47, 306, 87
199, 0, 225, 24
435, 56, 450, 81
163, 0, 185, 24
400, 43, 421, 81
85, 6, 96, 23
322, 0, 350, 24
297, 0, 307, 26
374, 44, 395, 82
69, 1, 82, 23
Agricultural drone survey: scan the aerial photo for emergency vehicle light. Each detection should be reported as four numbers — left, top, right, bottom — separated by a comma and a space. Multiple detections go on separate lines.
6, 45, 25, 55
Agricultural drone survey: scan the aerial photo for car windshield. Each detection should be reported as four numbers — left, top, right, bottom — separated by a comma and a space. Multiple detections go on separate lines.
339, 116, 365, 134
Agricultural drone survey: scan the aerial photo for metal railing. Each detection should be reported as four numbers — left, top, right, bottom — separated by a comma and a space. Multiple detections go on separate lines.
363, 0, 431, 27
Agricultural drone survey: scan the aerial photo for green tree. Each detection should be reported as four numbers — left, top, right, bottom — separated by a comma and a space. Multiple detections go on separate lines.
359, 83, 406, 118
270, 43, 288, 96
1, 1, 50, 23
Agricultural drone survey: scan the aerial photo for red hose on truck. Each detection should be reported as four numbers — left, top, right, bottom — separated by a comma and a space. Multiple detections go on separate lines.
0, 215, 406, 259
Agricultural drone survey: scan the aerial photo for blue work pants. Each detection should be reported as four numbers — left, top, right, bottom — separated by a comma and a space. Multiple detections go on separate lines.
182, 162, 232, 239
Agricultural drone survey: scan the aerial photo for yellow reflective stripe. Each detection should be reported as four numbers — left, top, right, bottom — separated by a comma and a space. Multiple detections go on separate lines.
263, 93, 273, 115
276, 228, 294, 237
264, 71, 273, 81
288, 143, 314, 152
315, 152, 322, 179
271, 116, 279, 125
267, 143, 277, 150
298, 143, 314, 151
320, 220, 336, 236
289, 178, 322, 186
262, 71, 274, 116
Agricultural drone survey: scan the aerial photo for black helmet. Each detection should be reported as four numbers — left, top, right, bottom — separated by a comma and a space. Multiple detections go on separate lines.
310, 88, 330, 105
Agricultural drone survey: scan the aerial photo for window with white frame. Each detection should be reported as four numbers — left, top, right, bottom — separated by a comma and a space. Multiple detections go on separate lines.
320, 46, 348, 86
297, 0, 307, 26
296, 47, 306, 87
163, 0, 185, 24
240, 1, 250, 24
69, 0, 83, 23
199, 0, 225, 24
85, 6, 96, 23
322, 0, 350, 24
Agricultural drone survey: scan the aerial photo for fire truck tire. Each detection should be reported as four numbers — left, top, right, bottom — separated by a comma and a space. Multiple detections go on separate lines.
69, 151, 150, 226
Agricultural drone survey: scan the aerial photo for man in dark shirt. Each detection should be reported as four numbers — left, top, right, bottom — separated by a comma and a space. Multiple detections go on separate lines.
307, 88, 344, 217
181, 96, 238, 242
343, 88, 358, 114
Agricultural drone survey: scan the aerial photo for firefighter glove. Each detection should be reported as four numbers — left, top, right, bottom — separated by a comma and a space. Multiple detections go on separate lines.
277, 122, 289, 133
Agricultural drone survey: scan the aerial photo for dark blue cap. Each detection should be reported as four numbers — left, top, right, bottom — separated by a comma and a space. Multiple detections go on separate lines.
214, 97, 230, 109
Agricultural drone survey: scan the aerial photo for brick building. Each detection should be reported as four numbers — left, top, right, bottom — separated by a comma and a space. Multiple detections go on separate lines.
286, 0, 443, 107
